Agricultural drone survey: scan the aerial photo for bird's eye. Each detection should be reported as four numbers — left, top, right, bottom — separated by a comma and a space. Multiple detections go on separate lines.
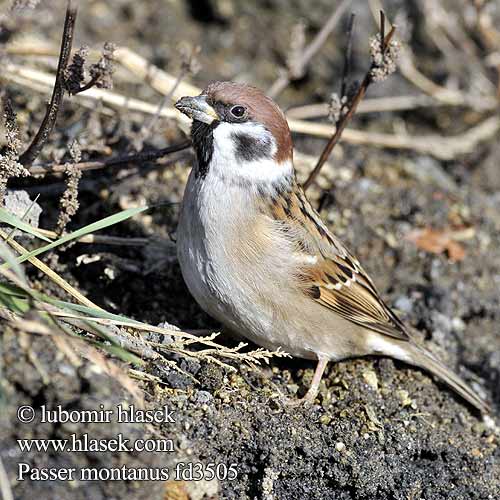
230, 105, 246, 118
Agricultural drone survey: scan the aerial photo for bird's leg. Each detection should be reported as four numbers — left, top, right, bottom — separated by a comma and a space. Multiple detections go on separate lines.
301, 357, 329, 404
284, 357, 329, 406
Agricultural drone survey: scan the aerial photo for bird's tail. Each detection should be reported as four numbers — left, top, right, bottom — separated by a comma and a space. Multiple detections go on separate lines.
404, 344, 491, 414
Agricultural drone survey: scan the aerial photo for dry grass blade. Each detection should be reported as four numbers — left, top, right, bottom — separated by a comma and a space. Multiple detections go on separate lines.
0, 227, 100, 308
289, 115, 500, 161
285, 95, 438, 119
0, 455, 14, 500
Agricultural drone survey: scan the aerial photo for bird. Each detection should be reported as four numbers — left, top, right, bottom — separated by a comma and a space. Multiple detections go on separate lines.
174, 81, 490, 413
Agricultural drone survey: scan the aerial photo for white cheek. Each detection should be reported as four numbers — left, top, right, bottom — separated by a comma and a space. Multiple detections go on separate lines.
210, 122, 292, 185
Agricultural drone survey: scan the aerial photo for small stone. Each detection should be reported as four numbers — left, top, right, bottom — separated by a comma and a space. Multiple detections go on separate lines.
2, 190, 42, 239
451, 317, 465, 332
396, 389, 413, 407
335, 442, 345, 452
394, 296, 413, 314
362, 370, 379, 390
319, 414, 332, 425
193, 390, 213, 405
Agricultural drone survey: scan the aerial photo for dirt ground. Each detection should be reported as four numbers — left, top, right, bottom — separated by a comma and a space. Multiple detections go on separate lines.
1, 1, 499, 499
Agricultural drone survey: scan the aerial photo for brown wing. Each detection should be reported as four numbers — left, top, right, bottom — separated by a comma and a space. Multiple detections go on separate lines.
303, 248, 409, 340
269, 184, 409, 341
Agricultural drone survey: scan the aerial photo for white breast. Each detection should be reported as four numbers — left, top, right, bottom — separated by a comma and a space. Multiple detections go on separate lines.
177, 160, 302, 349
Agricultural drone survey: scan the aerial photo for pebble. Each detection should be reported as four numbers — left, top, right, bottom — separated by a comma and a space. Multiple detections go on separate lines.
394, 296, 413, 314
362, 370, 379, 391
194, 390, 213, 405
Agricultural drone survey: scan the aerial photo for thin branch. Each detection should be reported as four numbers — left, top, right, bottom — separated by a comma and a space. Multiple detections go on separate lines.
137, 68, 189, 146
73, 73, 100, 94
340, 13, 355, 99
303, 14, 397, 191
7, 61, 495, 160
27, 141, 191, 175
285, 95, 438, 118
19, 1, 77, 166
380, 10, 386, 53
289, 115, 500, 161
267, 0, 351, 98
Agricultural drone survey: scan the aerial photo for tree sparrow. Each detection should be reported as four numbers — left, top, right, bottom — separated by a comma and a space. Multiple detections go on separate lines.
175, 81, 489, 413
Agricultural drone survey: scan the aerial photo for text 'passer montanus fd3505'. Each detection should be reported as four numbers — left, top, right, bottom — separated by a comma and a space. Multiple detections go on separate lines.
175, 81, 489, 413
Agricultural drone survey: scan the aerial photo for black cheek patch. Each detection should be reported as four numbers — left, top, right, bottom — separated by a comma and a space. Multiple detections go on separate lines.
232, 132, 273, 162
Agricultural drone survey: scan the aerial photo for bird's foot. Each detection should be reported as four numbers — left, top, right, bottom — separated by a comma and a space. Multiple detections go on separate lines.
283, 389, 319, 407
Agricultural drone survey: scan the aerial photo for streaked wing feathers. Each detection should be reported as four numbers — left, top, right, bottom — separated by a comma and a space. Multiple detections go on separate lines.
268, 184, 409, 341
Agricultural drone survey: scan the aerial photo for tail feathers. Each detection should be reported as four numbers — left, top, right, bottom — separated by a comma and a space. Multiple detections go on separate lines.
406, 345, 491, 414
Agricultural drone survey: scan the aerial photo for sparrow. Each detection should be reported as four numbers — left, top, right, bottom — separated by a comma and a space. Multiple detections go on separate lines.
174, 81, 489, 413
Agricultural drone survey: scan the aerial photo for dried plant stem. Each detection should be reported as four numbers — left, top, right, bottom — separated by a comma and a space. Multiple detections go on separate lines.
6, 62, 496, 160
286, 95, 437, 118
289, 115, 500, 161
398, 49, 498, 111
3, 62, 187, 121
19, 1, 77, 166
303, 20, 396, 191
267, 0, 351, 98
28, 141, 191, 175
113, 46, 200, 99
42, 231, 150, 247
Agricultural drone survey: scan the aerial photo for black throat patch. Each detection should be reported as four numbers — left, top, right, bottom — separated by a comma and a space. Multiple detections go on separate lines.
191, 120, 218, 179
231, 132, 273, 162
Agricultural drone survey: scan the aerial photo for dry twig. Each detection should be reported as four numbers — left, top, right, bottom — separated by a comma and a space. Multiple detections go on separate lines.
303, 12, 398, 191
285, 95, 437, 119
18, 1, 77, 166
267, 0, 351, 98
5, 61, 497, 161
27, 141, 191, 175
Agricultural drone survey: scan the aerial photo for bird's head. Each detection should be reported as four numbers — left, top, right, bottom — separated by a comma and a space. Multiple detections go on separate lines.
175, 81, 293, 187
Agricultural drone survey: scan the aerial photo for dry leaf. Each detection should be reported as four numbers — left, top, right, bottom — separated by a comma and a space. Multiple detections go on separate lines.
405, 227, 470, 262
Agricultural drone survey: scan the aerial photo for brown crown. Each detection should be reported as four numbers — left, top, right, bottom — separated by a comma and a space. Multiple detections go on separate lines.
204, 81, 293, 164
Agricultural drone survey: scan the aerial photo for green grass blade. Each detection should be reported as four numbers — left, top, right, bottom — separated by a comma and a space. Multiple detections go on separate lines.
10, 206, 148, 266
0, 292, 31, 315
0, 282, 143, 327
0, 242, 27, 284
0, 207, 52, 242
0, 282, 27, 297
39, 296, 144, 325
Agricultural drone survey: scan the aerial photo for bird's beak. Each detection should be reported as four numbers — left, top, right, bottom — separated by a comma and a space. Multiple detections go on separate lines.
175, 95, 218, 124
